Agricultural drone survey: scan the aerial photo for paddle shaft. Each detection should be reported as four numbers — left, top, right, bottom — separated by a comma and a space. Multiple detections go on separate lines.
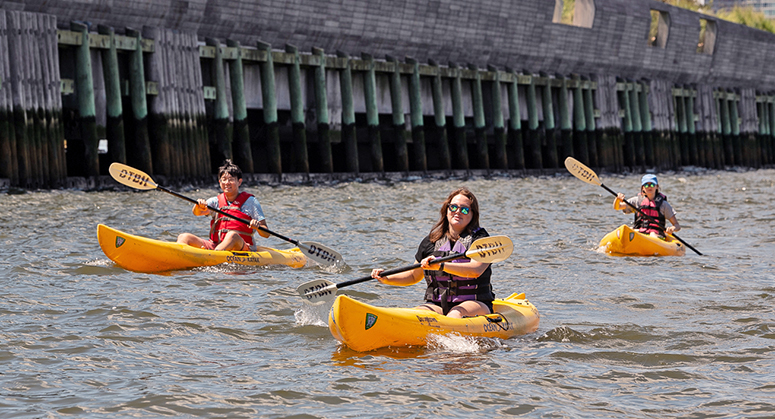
153, 184, 302, 246
602, 183, 703, 256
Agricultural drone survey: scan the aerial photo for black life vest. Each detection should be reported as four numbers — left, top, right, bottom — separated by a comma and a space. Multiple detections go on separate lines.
423, 229, 495, 314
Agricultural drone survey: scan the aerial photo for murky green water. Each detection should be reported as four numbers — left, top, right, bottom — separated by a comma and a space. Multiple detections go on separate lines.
1, 168, 774, 418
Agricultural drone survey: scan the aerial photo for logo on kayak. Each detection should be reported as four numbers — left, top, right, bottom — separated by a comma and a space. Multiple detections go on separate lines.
115, 236, 125, 248
629, 232, 635, 242
365, 313, 378, 330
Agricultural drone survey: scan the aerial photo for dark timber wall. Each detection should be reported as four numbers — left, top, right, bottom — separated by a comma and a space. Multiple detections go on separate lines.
1, 0, 774, 188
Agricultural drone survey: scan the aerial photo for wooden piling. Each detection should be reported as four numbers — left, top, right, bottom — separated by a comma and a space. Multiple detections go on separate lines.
125, 27, 153, 174
619, 80, 634, 169
629, 81, 645, 169
449, 62, 469, 171
582, 76, 597, 167
28, 14, 45, 187
206, 37, 232, 169
639, 81, 654, 169
7, 12, 31, 186
407, 57, 426, 172
386, 55, 408, 172
468, 63, 488, 170
429, 59, 451, 171
557, 74, 574, 161
143, 26, 171, 177
362, 53, 383, 173
571, 75, 588, 165
337, 50, 359, 174
286, 44, 309, 174
71, 21, 100, 179
541, 74, 558, 169
524, 72, 542, 169
506, 68, 524, 170
98, 25, 126, 168
190, 33, 210, 177
312, 47, 332, 173
256, 41, 281, 175
227, 39, 253, 173
676, 90, 688, 168
487, 65, 507, 170
0, 12, 17, 185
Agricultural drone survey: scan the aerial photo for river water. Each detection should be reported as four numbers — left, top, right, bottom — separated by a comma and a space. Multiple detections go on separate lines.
1, 168, 774, 418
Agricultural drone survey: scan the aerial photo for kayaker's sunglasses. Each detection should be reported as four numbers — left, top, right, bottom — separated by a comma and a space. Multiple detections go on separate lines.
448, 204, 471, 215
643, 182, 657, 188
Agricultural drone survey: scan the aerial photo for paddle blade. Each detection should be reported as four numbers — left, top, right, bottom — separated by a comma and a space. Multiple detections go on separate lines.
109, 163, 158, 190
297, 279, 338, 305
564, 157, 602, 187
466, 235, 514, 263
298, 241, 345, 268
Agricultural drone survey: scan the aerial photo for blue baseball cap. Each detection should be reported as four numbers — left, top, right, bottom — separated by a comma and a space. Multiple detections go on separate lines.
641, 174, 658, 186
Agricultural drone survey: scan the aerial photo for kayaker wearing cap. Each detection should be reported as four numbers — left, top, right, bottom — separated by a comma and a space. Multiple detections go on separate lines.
369, 187, 495, 319
176, 159, 270, 251
613, 174, 681, 239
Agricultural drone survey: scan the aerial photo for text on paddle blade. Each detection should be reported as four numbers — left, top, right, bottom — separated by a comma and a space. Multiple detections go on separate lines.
119, 168, 151, 188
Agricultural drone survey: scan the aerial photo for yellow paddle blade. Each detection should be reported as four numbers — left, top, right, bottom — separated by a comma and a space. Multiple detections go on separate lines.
467, 235, 513, 263
564, 157, 602, 186
109, 163, 158, 190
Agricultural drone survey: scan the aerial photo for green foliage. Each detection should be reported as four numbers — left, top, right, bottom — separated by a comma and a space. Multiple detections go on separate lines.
716, 5, 775, 33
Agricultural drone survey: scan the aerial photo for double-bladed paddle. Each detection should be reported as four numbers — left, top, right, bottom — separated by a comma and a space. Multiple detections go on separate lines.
108, 162, 344, 267
564, 157, 702, 255
296, 235, 513, 305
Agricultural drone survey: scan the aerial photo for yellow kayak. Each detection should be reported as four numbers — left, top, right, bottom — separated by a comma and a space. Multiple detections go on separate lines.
598, 224, 685, 257
97, 224, 307, 273
328, 293, 540, 352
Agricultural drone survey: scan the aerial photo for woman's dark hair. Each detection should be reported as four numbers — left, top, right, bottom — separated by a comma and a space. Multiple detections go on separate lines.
429, 187, 480, 242
218, 159, 242, 180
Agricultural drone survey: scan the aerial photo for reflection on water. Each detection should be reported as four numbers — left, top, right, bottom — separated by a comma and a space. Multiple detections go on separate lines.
1, 169, 774, 417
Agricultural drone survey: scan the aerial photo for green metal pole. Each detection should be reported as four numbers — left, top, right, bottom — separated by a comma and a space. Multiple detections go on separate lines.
337, 50, 359, 174
227, 39, 253, 173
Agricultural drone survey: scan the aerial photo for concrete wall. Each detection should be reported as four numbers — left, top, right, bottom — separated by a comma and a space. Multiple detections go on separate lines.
2, 0, 773, 90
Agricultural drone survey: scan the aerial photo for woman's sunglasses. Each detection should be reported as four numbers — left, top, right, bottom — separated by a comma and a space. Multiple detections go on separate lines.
643, 182, 657, 188
448, 204, 471, 215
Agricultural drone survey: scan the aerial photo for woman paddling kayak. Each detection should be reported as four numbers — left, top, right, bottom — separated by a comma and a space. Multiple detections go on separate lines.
613, 174, 681, 239
370, 187, 495, 318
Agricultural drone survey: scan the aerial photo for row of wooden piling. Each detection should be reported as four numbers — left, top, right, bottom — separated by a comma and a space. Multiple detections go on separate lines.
0, 11, 64, 189
1, 12, 774, 189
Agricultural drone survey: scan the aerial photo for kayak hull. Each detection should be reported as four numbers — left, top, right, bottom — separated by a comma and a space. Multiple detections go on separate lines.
97, 224, 307, 273
328, 293, 540, 352
598, 224, 685, 257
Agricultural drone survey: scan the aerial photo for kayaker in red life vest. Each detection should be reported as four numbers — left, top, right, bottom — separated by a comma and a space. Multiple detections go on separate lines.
176, 160, 269, 251
613, 174, 681, 239
370, 187, 495, 318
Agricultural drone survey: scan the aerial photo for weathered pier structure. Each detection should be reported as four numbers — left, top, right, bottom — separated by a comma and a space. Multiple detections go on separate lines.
1, 0, 774, 188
